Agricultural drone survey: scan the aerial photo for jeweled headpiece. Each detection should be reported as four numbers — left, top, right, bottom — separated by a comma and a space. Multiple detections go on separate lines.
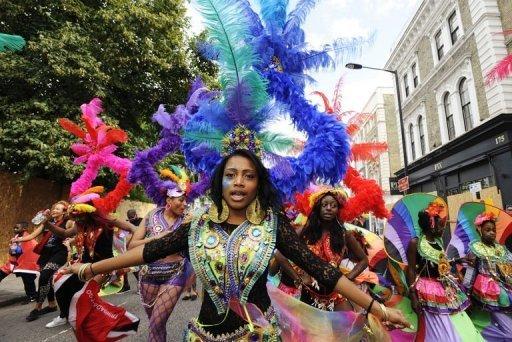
221, 125, 262, 157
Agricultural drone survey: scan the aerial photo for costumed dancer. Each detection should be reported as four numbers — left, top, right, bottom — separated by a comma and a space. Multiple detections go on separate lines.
63, 148, 410, 341
42, 98, 139, 341
447, 203, 512, 341
128, 167, 193, 342
388, 195, 482, 341
1, 222, 39, 304
14, 201, 71, 322
279, 188, 370, 312
62, 0, 410, 340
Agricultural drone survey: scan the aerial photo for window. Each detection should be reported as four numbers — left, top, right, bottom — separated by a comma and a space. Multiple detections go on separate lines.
443, 92, 455, 140
403, 74, 410, 97
459, 78, 473, 131
418, 116, 426, 155
448, 11, 459, 44
435, 30, 444, 60
409, 123, 416, 160
412, 63, 418, 88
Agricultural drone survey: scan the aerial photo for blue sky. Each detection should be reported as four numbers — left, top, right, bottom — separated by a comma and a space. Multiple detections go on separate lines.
187, 0, 421, 112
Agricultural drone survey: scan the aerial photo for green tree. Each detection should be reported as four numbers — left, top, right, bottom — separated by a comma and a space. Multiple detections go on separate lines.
0, 0, 216, 183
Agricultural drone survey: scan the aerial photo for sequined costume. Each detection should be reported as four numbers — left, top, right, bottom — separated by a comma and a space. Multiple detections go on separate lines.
413, 235, 482, 342
139, 207, 192, 342
142, 210, 342, 341
463, 241, 512, 341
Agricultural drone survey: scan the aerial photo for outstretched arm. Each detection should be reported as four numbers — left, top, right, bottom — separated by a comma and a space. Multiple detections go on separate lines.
277, 220, 410, 328
127, 215, 157, 249
14, 224, 44, 242
62, 223, 190, 278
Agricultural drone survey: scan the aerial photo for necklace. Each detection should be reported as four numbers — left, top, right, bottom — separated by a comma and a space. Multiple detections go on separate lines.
418, 235, 444, 264
470, 241, 506, 261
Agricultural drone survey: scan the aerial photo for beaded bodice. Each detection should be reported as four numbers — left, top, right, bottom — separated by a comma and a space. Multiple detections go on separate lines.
189, 211, 277, 314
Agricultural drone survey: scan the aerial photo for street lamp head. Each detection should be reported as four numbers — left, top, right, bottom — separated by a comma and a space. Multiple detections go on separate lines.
345, 63, 363, 70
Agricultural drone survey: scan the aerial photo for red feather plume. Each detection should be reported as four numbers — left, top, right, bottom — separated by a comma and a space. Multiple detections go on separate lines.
59, 118, 86, 139
340, 167, 390, 222
351, 142, 388, 161
105, 128, 128, 145
92, 174, 133, 215
294, 190, 314, 216
311, 91, 334, 113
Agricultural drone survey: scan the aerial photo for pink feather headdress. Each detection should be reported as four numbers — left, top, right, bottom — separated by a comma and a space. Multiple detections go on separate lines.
59, 98, 133, 214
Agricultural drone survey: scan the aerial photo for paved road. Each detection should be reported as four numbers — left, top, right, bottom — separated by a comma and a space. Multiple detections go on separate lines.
0, 277, 201, 342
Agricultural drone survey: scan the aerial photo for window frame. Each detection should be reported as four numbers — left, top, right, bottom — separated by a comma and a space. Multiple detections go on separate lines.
403, 73, 410, 97
411, 62, 418, 88
409, 123, 416, 160
459, 78, 473, 131
443, 92, 455, 140
435, 29, 444, 60
448, 10, 459, 45
418, 116, 426, 155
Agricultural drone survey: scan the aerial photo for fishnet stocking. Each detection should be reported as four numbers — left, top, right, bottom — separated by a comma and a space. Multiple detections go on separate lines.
140, 283, 183, 342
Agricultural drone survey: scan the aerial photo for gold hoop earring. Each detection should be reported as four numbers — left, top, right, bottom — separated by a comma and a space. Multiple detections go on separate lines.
208, 199, 229, 223
246, 198, 265, 225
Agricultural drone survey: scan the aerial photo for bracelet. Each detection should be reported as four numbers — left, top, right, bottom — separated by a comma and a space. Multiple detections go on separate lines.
89, 263, 96, 277
78, 263, 91, 282
379, 303, 389, 321
365, 298, 375, 318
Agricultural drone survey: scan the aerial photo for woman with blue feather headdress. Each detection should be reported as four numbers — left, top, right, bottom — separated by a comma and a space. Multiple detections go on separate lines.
61, 1, 410, 340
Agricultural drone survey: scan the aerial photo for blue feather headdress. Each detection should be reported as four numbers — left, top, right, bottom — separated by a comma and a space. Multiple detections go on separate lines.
149, 0, 366, 200
183, 0, 297, 176
182, 0, 364, 199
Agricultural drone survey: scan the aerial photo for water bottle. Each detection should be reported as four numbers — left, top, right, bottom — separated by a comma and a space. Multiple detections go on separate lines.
31, 211, 47, 225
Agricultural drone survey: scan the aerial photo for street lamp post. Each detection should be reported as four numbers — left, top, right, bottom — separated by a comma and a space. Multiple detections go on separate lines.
345, 63, 409, 177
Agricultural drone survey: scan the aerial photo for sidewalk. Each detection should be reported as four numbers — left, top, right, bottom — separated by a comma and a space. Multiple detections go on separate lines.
0, 273, 36, 307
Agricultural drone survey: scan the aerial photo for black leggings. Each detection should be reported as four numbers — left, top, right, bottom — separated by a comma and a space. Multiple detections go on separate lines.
36, 250, 67, 304
55, 274, 84, 319
18, 273, 37, 299
37, 266, 58, 303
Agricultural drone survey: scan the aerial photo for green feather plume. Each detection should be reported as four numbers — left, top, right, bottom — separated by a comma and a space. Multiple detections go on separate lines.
183, 121, 225, 151
195, 0, 268, 118
0, 33, 26, 52
258, 131, 295, 154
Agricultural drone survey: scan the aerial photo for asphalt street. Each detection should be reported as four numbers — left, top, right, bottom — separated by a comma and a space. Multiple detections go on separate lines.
0, 276, 201, 342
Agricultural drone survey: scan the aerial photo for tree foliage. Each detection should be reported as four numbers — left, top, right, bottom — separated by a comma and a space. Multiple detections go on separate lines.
0, 0, 216, 184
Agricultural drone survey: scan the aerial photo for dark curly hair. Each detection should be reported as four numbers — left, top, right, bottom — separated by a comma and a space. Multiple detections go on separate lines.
209, 149, 283, 219
300, 192, 346, 254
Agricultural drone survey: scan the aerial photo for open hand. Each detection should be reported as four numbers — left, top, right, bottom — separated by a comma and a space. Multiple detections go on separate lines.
381, 307, 412, 330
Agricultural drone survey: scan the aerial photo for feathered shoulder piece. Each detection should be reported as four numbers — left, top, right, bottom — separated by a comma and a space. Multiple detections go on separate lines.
128, 78, 213, 206
59, 98, 132, 214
